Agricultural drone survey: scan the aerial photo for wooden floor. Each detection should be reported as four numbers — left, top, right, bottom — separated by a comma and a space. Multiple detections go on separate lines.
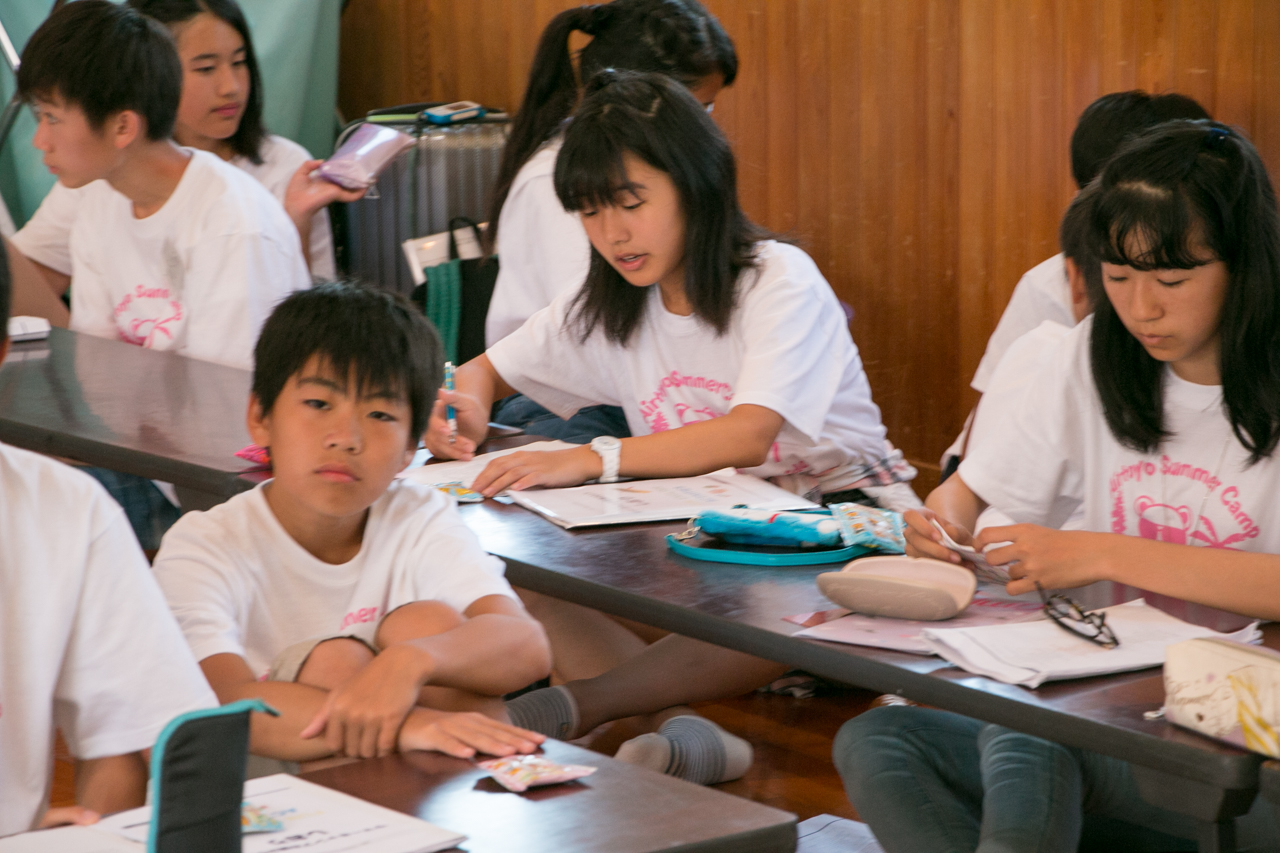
51, 687, 873, 820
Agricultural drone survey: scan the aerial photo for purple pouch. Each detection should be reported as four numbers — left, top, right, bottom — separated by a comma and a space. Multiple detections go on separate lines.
316, 124, 415, 190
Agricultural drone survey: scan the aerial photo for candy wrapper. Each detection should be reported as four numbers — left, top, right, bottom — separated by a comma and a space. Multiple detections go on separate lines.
828, 503, 906, 553
476, 754, 597, 792
316, 123, 415, 190
437, 481, 484, 503
235, 444, 270, 467
241, 801, 283, 834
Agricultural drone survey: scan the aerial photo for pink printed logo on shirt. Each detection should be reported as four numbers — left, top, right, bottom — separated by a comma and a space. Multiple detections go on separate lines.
638, 370, 734, 433
340, 606, 381, 631
1109, 455, 1259, 550
113, 284, 184, 349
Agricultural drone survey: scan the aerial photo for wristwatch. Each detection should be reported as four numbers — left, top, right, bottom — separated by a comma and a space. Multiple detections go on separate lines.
590, 436, 622, 483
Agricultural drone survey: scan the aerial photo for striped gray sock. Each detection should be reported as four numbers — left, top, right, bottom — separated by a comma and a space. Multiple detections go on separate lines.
504, 685, 580, 740
657, 715, 753, 785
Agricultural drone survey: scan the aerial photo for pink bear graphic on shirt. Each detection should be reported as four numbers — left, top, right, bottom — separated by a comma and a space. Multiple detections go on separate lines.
1134, 496, 1192, 545
673, 402, 720, 426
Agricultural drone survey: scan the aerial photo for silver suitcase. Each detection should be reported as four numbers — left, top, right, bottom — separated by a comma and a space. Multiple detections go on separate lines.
339, 108, 509, 296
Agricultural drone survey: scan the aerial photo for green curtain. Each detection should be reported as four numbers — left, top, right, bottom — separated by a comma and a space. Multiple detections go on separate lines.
0, 0, 342, 227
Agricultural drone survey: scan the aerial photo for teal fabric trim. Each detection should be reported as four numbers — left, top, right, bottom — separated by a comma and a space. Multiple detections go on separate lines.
146, 699, 278, 853
424, 259, 461, 363
665, 533, 870, 566
0, 0, 341, 226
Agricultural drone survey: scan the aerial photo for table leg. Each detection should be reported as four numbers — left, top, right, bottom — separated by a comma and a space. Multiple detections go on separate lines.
1199, 819, 1236, 853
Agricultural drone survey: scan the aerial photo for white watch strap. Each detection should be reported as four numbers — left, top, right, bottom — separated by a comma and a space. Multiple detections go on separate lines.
595, 441, 621, 483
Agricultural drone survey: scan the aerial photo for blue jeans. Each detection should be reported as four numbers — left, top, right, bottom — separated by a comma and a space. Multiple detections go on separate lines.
491, 394, 630, 444
833, 706, 1201, 853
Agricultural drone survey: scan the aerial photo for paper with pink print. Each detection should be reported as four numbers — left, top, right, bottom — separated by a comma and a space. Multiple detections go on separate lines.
1109, 454, 1260, 550
112, 283, 186, 350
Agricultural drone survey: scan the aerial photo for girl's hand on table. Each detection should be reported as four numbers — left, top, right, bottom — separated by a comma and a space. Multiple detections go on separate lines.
903, 508, 974, 565
399, 709, 544, 759
471, 446, 601, 497
38, 806, 100, 829
424, 389, 488, 461
976, 525, 1113, 595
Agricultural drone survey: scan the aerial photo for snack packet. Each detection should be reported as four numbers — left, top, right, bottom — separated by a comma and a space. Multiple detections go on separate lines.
476, 754, 597, 793
828, 503, 906, 553
241, 802, 283, 834
235, 444, 270, 467
316, 123, 415, 190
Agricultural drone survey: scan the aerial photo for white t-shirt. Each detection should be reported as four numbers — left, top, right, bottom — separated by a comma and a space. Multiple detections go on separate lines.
0, 442, 216, 836
153, 479, 518, 678
487, 240, 893, 493
486, 137, 591, 347
67, 149, 310, 370
234, 134, 336, 280
960, 317, 1278, 551
13, 135, 335, 281
971, 253, 1076, 393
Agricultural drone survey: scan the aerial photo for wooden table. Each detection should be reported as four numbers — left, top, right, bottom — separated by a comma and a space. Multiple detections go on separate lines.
301, 739, 797, 852
0, 329, 262, 505
459, 498, 1269, 853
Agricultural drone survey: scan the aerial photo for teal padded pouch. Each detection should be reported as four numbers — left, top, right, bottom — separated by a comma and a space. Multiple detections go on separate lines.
665, 506, 906, 566
147, 699, 278, 853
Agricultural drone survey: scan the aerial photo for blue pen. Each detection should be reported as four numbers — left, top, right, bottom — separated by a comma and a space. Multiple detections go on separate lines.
444, 361, 457, 443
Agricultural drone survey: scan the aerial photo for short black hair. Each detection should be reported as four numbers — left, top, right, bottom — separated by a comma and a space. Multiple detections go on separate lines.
128, 0, 267, 164
1070, 91, 1210, 188
0, 241, 11, 336
18, 0, 181, 141
253, 283, 444, 444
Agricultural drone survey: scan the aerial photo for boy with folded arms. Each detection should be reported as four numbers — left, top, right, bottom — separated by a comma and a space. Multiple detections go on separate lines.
0, 249, 217, 836
154, 283, 551, 764
16, 0, 309, 372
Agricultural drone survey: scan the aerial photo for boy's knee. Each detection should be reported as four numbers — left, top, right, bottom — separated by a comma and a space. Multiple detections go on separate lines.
834, 705, 926, 780
295, 637, 374, 688
376, 600, 465, 647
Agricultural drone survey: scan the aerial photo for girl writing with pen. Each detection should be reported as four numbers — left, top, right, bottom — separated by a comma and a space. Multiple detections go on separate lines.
423, 71, 918, 785
837, 120, 1280, 851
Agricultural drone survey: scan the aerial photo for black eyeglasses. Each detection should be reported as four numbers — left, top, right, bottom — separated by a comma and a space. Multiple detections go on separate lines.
1037, 584, 1119, 649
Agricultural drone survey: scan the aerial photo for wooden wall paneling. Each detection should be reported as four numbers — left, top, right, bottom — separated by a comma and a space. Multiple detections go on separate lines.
337, 0, 1280, 485
1252, 0, 1280, 179
1213, 0, 1254, 135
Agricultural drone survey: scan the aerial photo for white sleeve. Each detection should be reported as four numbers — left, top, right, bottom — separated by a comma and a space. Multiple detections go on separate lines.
959, 323, 1088, 529
486, 174, 591, 346
152, 517, 252, 666
11, 182, 79, 275
731, 252, 853, 443
55, 502, 217, 759
182, 231, 310, 369
972, 260, 1074, 392
485, 293, 620, 417
390, 502, 517, 616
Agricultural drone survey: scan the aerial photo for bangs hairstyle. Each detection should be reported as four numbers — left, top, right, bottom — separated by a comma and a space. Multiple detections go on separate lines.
252, 283, 444, 443
128, 0, 266, 164
17, 0, 181, 141
555, 70, 767, 344
1084, 119, 1280, 464
486, 0, 737, 250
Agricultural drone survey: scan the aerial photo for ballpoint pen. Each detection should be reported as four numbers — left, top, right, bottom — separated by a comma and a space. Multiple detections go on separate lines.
444, 361, 457, 443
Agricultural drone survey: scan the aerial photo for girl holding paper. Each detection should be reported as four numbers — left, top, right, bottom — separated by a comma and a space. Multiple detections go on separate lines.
840, 121, 1280, 850
425, 70, 918, 785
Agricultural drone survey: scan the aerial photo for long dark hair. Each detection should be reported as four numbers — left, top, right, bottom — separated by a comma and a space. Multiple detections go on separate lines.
127, 0, 267, 164
486, 0, 736, 250
554, 70, 767, 345
1085, 119, 1280, 464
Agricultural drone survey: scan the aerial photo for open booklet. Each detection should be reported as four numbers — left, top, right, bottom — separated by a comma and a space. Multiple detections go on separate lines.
402, 442, 817, 528
0, 774, 464, 853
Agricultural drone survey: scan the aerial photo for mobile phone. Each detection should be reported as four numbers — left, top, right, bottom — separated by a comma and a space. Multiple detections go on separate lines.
422, 101, 486, 125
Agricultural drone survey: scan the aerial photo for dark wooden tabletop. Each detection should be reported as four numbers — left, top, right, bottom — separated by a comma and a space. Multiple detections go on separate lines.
459, 497, 1268, 799
301, 739, 797, 853
0, 329, 262, 496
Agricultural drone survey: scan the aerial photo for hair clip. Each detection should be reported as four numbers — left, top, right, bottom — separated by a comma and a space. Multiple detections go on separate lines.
1205, 125, 1231, 151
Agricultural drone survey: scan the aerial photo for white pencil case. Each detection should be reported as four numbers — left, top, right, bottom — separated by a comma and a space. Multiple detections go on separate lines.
1164, 637, 1280, 757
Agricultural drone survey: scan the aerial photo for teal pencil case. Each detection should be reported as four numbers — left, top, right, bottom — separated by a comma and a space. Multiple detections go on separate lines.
666, 504, 906, 566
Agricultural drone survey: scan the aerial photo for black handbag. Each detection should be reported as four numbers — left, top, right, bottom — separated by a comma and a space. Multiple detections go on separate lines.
410, 217, 499, 365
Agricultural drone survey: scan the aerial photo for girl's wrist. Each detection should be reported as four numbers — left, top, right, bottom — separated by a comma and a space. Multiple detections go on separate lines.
576, 445, 605, 481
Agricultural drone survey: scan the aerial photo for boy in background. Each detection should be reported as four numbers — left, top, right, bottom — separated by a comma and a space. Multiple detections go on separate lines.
0, 244, 217, 836
154, 283, 551, 765
15, 0, 309, 372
